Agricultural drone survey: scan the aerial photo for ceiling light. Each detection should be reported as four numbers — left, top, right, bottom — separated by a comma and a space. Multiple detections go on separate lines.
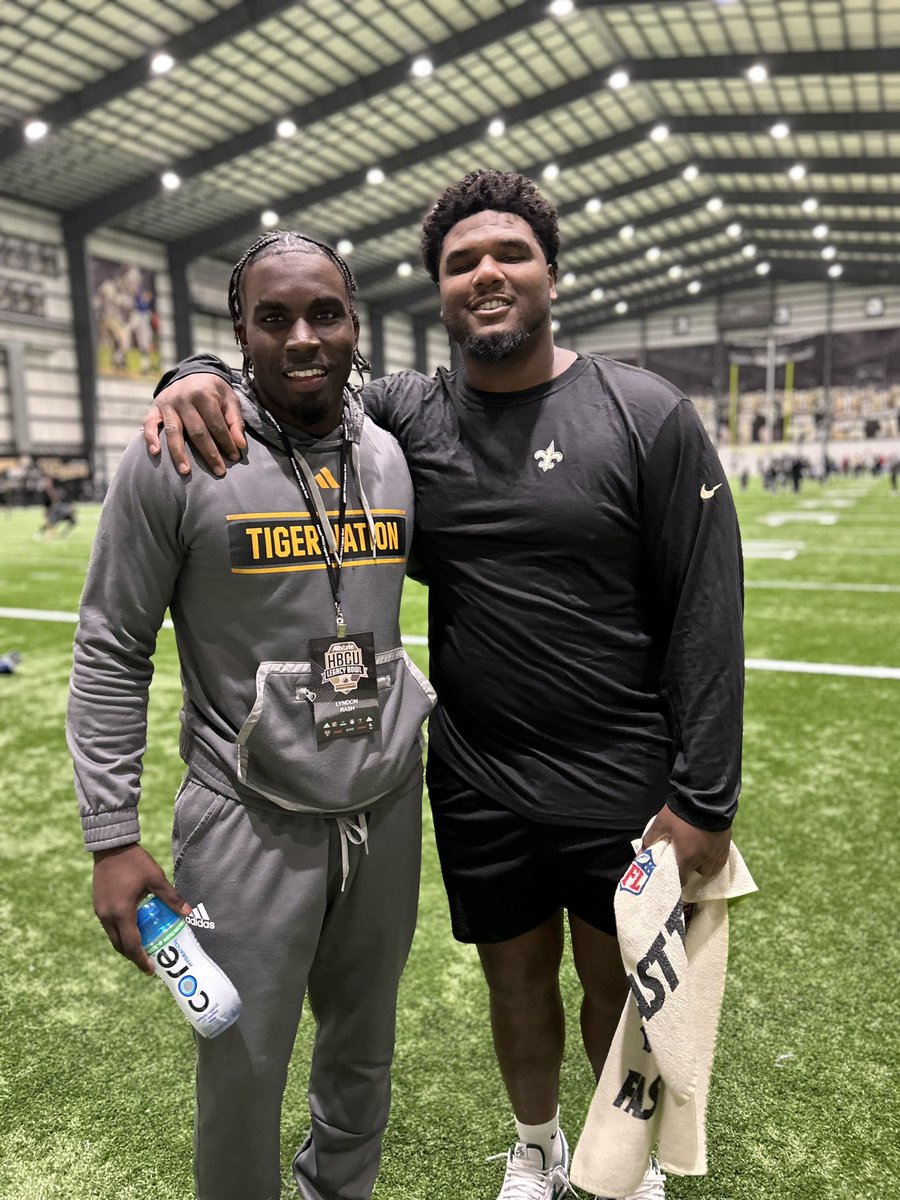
741, 243, 757, 258
366, 167, 385, 184
150, 52, 174, 75
801, 196, 819, 214
397, 261, 413, 277
584, 196, 603, 213
646, 246, 661, 261
24, 119, 48, 142
687, 280, 702, 295
788, 163, 807, 181
260, 210, 279, 228
727, 222, 742, 237
746, 63, 768, 84
550, 318, 562, 333
667, 265, 683, 279
608, 69, 630, 90
487, 118, 506, 137
821, 245, 837, 260
542, 163, 560, 181
614, 300, 629, 315
161, 171, 181, 191
590, 286, 605, 300
649, 123, 670, 143
561, 271, 577, 286
411, 56, 433, 78
619, 224, 635, 240
828, 264, 843, 278
756, 261, 771, 275
706, 196, 724, 212
812, 223, 829, 239
682, 164, 700, 182
770, 121, 790, 139
549, 0, 575, 15
336, 239, 354, 256
277, 119, 297, 139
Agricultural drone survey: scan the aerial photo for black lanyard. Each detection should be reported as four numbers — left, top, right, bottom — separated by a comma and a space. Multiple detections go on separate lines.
261, 404, 351, 637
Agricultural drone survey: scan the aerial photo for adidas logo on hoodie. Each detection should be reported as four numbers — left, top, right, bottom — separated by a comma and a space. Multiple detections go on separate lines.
185, 902, 216, 930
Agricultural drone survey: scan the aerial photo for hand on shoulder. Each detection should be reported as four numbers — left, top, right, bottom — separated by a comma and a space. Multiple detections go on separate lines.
143, 372, 246, 477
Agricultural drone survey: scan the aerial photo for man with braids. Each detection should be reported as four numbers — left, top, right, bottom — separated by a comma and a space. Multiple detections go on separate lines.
68, 231, 435, 1200
144, 171, 744, 1200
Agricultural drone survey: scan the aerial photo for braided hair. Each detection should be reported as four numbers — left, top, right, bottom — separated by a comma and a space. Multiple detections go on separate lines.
228, 230, 371, 386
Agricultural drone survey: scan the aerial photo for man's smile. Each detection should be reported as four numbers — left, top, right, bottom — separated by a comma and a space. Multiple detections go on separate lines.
470, 295, 513, 316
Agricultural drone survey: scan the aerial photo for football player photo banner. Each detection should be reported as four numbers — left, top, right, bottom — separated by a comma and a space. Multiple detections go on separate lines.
90, 257, 161, 378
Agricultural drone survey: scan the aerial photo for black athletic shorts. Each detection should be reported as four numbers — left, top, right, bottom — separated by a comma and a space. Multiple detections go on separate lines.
426, 752, 644, 944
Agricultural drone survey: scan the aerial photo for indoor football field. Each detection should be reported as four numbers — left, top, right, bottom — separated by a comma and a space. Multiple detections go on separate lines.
0, 473, 896, 1200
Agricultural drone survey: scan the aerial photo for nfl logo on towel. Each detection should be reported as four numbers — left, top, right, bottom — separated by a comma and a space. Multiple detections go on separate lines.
619, 848, 656, 895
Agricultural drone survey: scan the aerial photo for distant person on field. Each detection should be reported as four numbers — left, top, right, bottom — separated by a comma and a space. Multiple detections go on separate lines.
46, 499, 77, 536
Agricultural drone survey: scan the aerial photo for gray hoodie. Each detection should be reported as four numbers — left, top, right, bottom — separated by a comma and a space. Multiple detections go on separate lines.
68, 391, 435, 851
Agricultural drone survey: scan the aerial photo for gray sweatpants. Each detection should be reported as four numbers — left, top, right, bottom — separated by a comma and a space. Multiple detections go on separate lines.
171, 770, 423, 1200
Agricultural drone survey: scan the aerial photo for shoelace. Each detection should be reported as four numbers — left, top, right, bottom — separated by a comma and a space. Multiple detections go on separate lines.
336, 813, 369, 891
629, 1167, 666, 1200
595, 1158, 666, 1200
485, 1150, 576, 1200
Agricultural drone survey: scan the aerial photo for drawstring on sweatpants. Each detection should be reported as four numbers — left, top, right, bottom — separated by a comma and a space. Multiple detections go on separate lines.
335, 814, 369, 891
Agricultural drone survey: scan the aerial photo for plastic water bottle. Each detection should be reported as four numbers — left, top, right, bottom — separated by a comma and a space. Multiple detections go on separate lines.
137, 896, 241, 1038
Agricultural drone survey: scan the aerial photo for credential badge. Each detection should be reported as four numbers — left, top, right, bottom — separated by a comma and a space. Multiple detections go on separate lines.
321, 640, 369, 694
619, 848, 656, 895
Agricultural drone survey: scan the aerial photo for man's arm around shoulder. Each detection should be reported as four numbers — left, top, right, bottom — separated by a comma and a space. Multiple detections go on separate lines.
145, 353, 246, 477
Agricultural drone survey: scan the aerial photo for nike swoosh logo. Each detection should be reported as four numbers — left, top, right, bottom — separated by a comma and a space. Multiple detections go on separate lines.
700, 483, 723, 500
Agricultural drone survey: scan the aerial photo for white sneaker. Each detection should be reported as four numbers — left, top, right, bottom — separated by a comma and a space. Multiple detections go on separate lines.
594, 1155, 666, 1200
489, 1130, 575, 1200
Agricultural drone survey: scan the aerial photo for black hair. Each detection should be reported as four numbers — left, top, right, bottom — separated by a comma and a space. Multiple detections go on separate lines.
420, 169, 560, 283
228, 230, 370, 384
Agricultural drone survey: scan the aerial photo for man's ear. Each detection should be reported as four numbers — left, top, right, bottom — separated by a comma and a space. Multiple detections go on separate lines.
548, 262, 558, 303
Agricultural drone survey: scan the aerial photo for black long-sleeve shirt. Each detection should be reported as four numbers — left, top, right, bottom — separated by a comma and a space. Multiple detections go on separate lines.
158, 352, 744, 832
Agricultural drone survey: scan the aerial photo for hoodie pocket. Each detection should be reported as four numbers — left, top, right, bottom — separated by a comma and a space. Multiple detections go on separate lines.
235, 648, 435, 812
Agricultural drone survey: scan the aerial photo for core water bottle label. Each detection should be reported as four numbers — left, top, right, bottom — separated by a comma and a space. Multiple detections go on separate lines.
151, 934, 241, 1038
155, 942, 212, 1015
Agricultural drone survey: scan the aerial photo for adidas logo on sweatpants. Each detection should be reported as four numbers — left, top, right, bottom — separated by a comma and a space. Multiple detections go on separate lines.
185, 902, 216, 930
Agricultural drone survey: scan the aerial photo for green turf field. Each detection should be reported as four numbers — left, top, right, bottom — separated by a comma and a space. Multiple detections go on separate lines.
1, 475, 897, 1200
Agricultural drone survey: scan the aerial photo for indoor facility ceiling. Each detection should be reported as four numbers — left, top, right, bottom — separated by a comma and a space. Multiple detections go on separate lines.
2, 0, 898, 334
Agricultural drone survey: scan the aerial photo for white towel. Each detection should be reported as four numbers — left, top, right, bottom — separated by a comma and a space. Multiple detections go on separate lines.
570, 832, 757, 1197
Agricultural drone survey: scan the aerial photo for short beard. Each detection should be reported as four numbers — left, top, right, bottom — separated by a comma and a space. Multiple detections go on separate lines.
460, 327, 531, 362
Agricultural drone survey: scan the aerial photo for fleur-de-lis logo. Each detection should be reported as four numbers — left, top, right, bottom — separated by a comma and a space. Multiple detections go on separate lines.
534, 441, 563, 472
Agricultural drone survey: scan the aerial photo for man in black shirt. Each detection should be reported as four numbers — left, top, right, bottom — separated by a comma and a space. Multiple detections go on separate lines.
144, 171, 743, 1200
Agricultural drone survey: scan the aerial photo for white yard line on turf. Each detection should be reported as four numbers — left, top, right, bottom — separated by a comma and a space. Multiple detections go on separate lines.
0, 606, 430, 646
746, 658, 900, 681
1, 608, 895, 676
0, 606, 81, 623
762, 512, 839, 526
